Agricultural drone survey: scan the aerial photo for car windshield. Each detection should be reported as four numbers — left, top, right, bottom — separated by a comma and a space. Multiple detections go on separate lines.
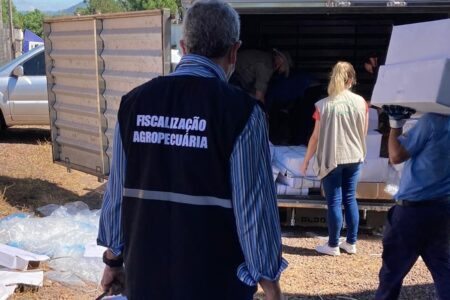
0, 46, 43, 73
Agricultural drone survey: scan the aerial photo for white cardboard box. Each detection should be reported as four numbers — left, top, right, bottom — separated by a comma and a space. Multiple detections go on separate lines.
372, 58, 450, 115
0, 244, 49, 271
0, 269, 44, 287
385, 19, 450, 65
359, 158, 389, 183
368, 108, 379, 131
366, 131, 382, 159
0, 284, 16, 300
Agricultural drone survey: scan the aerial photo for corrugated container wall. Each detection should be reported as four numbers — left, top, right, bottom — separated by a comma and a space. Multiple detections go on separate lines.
44, 10, 171, 177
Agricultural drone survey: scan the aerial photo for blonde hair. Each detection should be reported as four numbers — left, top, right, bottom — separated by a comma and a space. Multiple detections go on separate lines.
327, 61, 356, 97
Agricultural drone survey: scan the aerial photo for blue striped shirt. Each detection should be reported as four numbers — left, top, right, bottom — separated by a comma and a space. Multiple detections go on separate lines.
97, 54, 287, 286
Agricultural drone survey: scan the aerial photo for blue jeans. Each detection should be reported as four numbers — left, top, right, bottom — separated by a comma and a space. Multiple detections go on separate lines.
322, 162, 361, 247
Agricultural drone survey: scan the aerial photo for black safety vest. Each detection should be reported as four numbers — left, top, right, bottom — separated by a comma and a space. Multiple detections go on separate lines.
118, 75, 257, 299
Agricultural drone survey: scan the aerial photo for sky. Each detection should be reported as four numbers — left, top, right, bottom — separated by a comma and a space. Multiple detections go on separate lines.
14, 0, 82, 12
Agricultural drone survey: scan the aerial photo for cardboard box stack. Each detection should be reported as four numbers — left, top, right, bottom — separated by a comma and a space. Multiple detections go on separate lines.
372, 19, 450, 115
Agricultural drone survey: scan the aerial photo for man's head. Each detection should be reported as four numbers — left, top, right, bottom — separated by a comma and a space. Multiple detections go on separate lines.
364, 52, 379, 74
273, 49, 293, 77
180, 0, 241, 78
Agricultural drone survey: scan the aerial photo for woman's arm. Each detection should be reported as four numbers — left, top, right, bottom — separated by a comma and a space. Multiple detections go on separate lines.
301, 119, 320, 175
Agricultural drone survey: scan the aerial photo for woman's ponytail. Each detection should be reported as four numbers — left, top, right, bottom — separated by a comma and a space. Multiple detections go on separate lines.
327, 61, 356, 97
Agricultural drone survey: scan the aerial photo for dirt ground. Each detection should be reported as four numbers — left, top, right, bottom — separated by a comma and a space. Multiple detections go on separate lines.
0, 126, 437, 300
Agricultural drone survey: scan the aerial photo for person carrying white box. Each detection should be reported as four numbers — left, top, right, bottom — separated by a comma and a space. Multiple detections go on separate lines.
375, 105, 450, 300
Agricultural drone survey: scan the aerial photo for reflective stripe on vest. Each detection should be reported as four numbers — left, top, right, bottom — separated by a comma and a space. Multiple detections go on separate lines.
123, 188, 232, 209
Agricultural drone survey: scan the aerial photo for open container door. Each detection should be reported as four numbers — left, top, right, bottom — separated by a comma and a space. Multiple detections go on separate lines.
44, 10, 171, 178
181, 0, 450, 227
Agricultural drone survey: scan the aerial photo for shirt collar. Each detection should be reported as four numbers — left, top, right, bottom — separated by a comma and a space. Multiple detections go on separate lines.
172, 54, 227, 82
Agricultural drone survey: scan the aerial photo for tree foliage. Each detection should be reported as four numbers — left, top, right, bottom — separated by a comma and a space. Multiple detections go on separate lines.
78, 0, 125, 15
21, 9, 45, 37
1, 0, 181, 40
2, 0, 23, 28
119, 0, 180, 14
78, 0, 180, 15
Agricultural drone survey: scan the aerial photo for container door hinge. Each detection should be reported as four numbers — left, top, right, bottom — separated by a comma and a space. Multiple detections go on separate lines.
96, 166, 104, 183
65, 157, 71, 173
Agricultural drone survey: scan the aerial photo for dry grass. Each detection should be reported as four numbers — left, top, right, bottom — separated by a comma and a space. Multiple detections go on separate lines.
0, 126, 104, 299
0, 126, 437, 299
0, 126, 104, 217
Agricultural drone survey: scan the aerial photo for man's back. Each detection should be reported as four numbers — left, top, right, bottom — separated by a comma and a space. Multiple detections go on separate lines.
98, 2, 286, 298
396, 113, 450, 201
118, 75, 257, 299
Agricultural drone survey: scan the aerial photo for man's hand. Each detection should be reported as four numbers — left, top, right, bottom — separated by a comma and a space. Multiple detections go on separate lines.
101, 265, 125, 295
382, 105, 416, 129
259, 278, 282, 300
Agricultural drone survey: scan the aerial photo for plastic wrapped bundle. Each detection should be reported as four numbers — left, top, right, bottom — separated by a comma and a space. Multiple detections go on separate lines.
273, 146, 317, 177
276, 184, 309, 196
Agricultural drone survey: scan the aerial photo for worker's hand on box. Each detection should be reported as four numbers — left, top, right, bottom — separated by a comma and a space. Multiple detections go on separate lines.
382, 105, 416, 129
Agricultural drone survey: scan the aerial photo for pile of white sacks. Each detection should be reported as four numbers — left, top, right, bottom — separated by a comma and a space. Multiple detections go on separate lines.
270, 108, 391, 196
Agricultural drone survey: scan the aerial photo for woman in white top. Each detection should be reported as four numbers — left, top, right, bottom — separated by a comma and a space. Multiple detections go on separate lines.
301, 61, 368, 256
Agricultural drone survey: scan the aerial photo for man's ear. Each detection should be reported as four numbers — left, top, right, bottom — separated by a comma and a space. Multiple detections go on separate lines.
180, 40, 187, 55
228, 41, 241, 65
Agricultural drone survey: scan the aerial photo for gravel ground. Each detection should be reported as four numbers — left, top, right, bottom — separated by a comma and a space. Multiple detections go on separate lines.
0, 126, 437, 299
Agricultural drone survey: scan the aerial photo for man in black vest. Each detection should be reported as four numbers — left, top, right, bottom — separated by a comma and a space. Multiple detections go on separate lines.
97, 0, 287, 299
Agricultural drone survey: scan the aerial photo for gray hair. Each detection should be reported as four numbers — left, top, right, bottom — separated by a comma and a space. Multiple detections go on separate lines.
182, 0, 240, 58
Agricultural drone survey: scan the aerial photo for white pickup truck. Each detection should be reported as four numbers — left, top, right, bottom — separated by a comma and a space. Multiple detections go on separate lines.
0, 46, 49, 130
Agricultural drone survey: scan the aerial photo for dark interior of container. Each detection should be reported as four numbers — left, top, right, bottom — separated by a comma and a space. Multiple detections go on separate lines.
238, 12, 449, 145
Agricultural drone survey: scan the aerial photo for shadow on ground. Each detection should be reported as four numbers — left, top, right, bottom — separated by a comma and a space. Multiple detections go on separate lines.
0, 176, 104, 216
281, 226, 383, 240
0, 126, 51, 145
255, 283, 437, 300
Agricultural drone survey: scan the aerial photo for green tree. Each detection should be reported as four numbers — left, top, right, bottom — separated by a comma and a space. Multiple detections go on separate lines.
78, 0, 125, 15
2, 0, 23, 28
21, 9, 45, 37
120, 0, 180, 15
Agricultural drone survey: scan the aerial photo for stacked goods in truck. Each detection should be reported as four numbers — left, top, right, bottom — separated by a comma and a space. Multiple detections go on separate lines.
372, 18, 450, 115
360, 130, 390, 183
357, 126, 392, 200
271, 138, 392, 199
272, 146, 321, 196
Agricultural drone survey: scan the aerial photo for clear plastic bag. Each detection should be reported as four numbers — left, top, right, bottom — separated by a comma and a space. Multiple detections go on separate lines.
384, 163, 404, 196
0, 201, 103, 285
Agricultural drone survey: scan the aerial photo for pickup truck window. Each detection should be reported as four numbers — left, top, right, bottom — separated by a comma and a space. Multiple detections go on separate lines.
23, 52, 45, 76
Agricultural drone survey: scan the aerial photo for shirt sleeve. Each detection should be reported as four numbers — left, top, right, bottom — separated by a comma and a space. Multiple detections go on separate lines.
97, 123, 126, 256
312, 107, 320, 120
398, 115, 431, 157
229, 105, 288, 286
